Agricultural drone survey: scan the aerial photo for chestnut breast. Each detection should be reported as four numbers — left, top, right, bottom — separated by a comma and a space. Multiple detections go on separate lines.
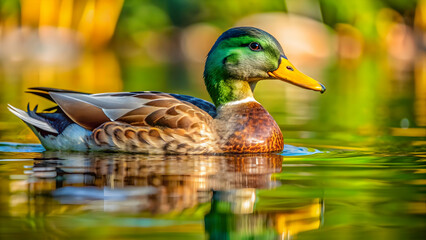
214, 101, 284, 153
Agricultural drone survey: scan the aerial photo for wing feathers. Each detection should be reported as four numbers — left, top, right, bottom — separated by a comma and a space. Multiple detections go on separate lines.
50, 93, 111, 130
144, 109, 169, 125
102, 108, 136, 121
51, 92, 147, 109
23, 89, 217, 135
49, 92, 170, 128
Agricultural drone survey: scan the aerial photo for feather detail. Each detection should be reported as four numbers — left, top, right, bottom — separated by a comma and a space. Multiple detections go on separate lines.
89, 95, 219, 153
7, 104, 58, 134
90, 121, 220, 154
47, 91, 216, 132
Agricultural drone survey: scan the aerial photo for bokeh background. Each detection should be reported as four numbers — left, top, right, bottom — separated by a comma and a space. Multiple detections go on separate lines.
0, 0, 424, 149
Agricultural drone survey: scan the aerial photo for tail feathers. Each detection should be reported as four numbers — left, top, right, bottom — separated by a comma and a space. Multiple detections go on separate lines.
7, 104, 58, 134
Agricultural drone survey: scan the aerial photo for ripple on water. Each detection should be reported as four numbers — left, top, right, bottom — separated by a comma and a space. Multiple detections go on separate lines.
0, 142, 45, 153
281, 144, 322, 156
0, 142, 321, 156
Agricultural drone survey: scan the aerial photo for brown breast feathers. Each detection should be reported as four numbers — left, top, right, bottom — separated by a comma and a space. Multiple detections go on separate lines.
214, 101, 284, 153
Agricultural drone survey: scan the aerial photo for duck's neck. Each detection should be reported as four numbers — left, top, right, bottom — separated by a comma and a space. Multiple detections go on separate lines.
205, 76, 256, 107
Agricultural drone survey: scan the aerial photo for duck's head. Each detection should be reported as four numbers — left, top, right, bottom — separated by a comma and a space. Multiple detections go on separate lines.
204, 27, 326, 106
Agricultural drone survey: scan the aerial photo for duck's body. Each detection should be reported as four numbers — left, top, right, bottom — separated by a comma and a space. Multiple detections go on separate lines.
9, 89, 283, 154
8, 27, 324, 154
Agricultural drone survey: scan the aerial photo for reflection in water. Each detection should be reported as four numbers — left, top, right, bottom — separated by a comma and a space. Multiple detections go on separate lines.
2, 147, 424, 239
16, 152, 322, 239
205, 190, 322, 240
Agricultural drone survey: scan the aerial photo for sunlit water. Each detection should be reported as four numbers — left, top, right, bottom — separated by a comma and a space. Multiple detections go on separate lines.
0, 141, 424, 240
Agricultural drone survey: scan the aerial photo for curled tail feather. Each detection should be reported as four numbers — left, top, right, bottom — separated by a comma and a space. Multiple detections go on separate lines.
7, 104, 58, 134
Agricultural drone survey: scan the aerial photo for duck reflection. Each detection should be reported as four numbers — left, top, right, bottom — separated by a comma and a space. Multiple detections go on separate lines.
29, 152, 322, 239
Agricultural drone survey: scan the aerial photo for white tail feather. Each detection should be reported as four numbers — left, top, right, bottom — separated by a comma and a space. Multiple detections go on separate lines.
7, 104, 58, 134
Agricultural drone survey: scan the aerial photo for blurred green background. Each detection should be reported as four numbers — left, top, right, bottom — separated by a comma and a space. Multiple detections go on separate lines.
0, 0, 424, 148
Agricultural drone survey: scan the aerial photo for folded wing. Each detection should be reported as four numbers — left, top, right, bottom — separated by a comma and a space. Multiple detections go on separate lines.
47, 91, 214, 130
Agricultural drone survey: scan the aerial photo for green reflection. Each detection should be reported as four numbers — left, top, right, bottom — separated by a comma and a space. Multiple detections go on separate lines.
205, 190, 323, 239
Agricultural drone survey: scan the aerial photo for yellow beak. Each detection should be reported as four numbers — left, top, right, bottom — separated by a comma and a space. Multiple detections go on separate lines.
268, 56, 326, 93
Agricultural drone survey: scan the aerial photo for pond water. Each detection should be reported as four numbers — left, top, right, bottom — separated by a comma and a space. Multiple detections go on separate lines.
0, 141, 424, 239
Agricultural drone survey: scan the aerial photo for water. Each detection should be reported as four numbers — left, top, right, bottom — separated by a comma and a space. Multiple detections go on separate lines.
0, 142, 424, 239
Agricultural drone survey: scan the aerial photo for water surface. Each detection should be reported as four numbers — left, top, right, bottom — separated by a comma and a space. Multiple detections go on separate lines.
0, 142, 424, 239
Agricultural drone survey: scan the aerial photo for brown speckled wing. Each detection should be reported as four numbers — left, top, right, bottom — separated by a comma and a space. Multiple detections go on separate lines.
22, 88, 220, 153
117, 96, 212, 128
48, 92, 156, 130
46, 92, 206, 128
43, 91, 220, 153
92, 96, 220, 154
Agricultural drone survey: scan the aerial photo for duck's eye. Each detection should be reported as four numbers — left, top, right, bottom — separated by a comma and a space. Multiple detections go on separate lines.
286, 66, 294, 71
249, 42, 262, 51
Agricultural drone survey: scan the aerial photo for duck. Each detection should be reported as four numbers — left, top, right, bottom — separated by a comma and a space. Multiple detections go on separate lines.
8, 27, 325, 154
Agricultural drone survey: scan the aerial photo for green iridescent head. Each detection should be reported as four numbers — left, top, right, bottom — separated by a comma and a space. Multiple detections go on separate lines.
204, 27, 325, 106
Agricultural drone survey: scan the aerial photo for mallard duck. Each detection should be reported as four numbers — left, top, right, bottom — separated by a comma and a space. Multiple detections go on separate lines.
8, 27, 325, 154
